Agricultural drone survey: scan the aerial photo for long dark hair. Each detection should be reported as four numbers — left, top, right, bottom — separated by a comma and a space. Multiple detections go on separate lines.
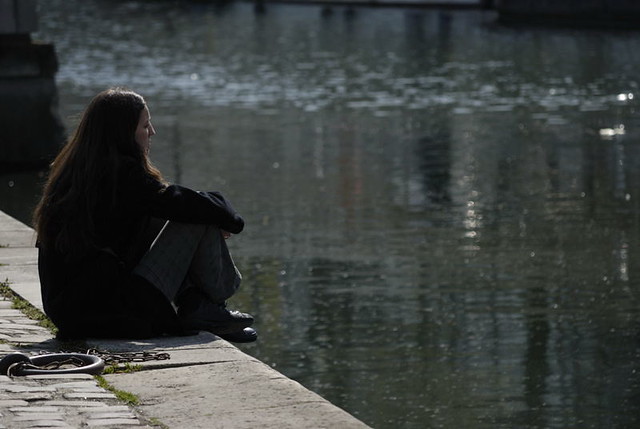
33, 88, 163, 255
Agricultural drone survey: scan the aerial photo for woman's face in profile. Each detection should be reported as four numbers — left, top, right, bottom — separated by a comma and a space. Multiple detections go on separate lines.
135, 106, 155, 155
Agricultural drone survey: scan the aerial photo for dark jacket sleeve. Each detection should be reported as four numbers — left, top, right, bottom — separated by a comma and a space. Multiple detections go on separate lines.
123, 163, 245, 234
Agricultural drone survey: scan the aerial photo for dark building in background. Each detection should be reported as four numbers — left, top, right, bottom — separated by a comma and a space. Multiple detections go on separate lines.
0, 0, 64, 169
495, 0, 640, 28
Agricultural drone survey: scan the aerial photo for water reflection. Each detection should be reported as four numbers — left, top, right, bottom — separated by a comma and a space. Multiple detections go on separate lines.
2, 1, 640, 428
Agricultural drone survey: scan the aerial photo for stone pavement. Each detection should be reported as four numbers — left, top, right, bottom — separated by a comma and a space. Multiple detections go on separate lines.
0, 298, 153, 428
0, 210, 370, 429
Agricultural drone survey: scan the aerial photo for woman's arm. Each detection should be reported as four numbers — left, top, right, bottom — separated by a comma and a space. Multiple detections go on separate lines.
123, 164, 244, 234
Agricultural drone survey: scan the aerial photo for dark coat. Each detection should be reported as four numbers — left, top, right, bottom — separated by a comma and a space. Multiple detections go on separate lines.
37, 158, 245, 339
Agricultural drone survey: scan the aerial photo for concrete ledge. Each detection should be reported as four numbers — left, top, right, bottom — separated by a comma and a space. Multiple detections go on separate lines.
0, 210, 370, 428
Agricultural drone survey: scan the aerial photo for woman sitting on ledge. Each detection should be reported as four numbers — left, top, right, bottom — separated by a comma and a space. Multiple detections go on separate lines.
33, 87, 256, 343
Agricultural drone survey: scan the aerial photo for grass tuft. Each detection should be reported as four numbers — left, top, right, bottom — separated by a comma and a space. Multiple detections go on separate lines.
95, 375, 140, 405
147, 417, 170, 429
102, 363, 144, 374
0, 279, 58, 334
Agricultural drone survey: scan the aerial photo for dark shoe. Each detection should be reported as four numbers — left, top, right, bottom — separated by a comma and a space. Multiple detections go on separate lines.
180, 302, 254, 334
217, 327, 258, 343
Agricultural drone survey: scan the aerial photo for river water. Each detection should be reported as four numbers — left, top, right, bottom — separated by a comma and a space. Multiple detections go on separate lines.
2, 1, 640, 427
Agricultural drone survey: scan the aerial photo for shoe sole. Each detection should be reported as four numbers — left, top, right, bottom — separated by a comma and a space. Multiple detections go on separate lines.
181, 318, 253, 335
217, 328, 258, 343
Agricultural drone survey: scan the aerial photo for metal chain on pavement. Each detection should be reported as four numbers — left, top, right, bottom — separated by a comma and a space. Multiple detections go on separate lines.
84, 348, 170, 365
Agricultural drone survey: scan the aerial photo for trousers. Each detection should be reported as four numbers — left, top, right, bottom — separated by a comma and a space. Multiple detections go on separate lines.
132, 221, 242, 305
